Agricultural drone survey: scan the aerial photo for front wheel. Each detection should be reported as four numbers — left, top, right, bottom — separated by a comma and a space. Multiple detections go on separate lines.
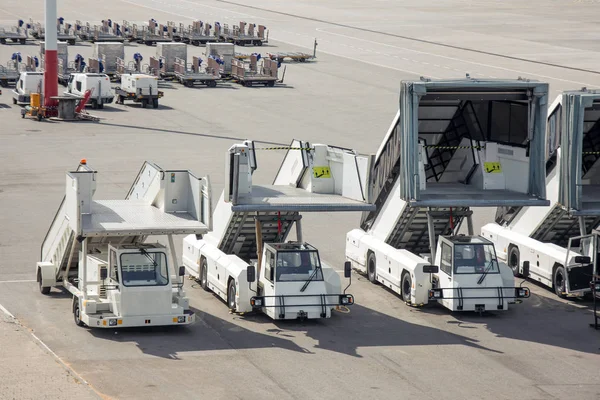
227, 279, 236, 311
508, 246, 521, 277
200, 258, 210, 292
367, 252, 377, 283
73, 299, 85, 327
38, 270, 50, 295
553, 266, 567, 298
401, 272, 412, 303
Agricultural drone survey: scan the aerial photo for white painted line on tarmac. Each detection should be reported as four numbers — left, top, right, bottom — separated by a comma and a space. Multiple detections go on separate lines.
0, 303, 15, 319
0, 279, 37, 283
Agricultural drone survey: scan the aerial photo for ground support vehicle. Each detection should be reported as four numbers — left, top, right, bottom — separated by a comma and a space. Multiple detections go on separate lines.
205, 43, 235, 77
346, 77, 551, 313
483, 89, 600, 298
267, 39, 318, 64
0, 23, 28, 45
65, 73, 113, 109
176, 21, 219, 45
116, 55, 145, 78
31, 18, 77, 45
219, 22, 268, 46
0, 59, 21, 88
231, 56, 281, 87
174, 56, 219, 87
114, 73, 163, 108
37, 160, 211, 328
92, 20, 125, 43
592, 271, 600, 329
12, 71, 42, 104
133, 20, 173, 46
182, 140, 375, 320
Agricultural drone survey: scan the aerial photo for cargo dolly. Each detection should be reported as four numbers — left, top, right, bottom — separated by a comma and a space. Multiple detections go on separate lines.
133, 20, 174, 46
31, 18, 77, 45
231, 55, 282, 87
267, 39, 318, 64
0, 24, 29, 45
174, 56, 219, 87
220, 21, 268, 46
0, 55, 23, 87
175, 21, 219, 46
91, 20, 125, 43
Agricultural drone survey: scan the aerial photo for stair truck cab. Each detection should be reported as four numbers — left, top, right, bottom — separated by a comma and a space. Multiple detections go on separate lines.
183, 140, 375, 320
346, 77, 551, 312
37, 160, 212, 328
483, 89, 600, 298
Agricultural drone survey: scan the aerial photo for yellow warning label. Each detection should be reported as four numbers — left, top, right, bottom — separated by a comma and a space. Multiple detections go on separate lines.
484, 162, 502, 173
312, 166, 331, 178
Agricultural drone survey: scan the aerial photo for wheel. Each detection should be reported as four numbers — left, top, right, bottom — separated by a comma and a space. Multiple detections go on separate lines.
245, 81, 252, 87
267, 80, 275, 87
152, 98, 158, 108
257, 40, 263, 47
553, 266, 567, 298
0, 38, 6, 44
191, 40, 199, 46
19, 38, 26, 45
38, 270, 50, 295
367, 252, 377, 283
98, 103, 104, 109
507, 245, 521, 277
68, 39, 76, 45
227, 279, 236, 310
207, 80, 217, 88
118, 95, 124, 104
200, 258, 210, 291
91, 100, 98, 109
73, 299, 85, 327
12, 97, 17, 105
37, 113, 42, 121
141, 99, 148, 108
401, 272, 412, 303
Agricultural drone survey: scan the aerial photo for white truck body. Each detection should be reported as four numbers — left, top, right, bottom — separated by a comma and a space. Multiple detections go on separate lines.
347, 78, 550, 312
119, 73, 158, 95
37, 160, 212, 328
482, 90, 600, 297
12, 71, 43, 104
183, 139, 374, 320
65, 73, 114, 108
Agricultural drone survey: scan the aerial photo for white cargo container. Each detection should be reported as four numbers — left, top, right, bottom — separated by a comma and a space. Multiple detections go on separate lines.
114, 73, 163, 108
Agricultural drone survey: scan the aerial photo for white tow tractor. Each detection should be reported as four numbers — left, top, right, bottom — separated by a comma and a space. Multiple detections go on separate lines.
482, 89, 600, 298
182, 140, 375, 320
37, 160, 212, 328
65, 73, 114, 109
346, 77, 551, 312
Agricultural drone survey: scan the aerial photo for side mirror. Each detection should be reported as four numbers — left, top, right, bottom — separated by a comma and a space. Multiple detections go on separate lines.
247, 265, 256, 282
575, 256, 591, 264
423, 265, 439, 274
100, 268, 108, 280
344, 261, 351, 278
571, 238, 581, 248
522, 261, 530, 278
178, 266, 186, 277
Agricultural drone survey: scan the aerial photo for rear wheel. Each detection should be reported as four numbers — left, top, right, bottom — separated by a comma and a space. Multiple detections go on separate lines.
141, 99, 148, 108
152, 98, 159, 108
401, 272, 412, 303
118, 95, 124, 104
207, 80, 217, 88
91, 100, 98, 109
12, 97, 17, 105
367, 252, 377, 283
38, 270, 50, 295
200, 258, 210, 292
508, 246, 521, 277
553, 266, 567, 298
227, 279, 236, 310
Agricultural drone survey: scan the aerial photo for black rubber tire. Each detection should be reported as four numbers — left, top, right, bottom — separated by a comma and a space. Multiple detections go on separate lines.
91, 100, 98, 109
200, 258, 210, 292
227, 279, 236, 310
118, 95, 124, 104
141, 99, 148, 108
553, 266, 567, 298
268, 80, 275, 87
508, 245, 521, 277
152, 98, 159, 108
245, 81, 252, 87
208, 80, 217, 88
73, 300, 84, 327
257, 41, 263, 46
20, 38, 26, 45
12, 97, 17, 105
0, 38, 6, 44
401, 272, 412, 303
98, 103, 104, 109
38, 270, 50, 295
367, 252, 377, 283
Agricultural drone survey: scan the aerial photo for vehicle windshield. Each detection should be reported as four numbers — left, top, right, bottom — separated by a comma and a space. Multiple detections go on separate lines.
276, 250, 323, 282
453, 244, 499, 274
120, 251, 169, 287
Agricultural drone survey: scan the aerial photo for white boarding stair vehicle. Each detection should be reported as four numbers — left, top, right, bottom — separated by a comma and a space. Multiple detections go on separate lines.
483, 88, 600, 298
182, 140, 375, 320
37, 160, 212, 328
346, 77, 552, 313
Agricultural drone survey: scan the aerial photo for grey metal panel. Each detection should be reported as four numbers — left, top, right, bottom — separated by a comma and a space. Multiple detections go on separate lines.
230, 185, 376, 212
81, 200, 209, 236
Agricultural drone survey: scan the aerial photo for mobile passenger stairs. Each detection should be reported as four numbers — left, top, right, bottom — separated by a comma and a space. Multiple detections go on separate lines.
182, 139, 375, 320
346, 77, 550, 313
483, 88, 600, 298
37, 160, 212, 328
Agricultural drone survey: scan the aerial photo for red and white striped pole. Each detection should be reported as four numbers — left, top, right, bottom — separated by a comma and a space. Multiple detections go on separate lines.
43, 0, 58, 106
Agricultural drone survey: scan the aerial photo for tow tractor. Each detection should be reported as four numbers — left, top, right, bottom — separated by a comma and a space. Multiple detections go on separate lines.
346, 77, 551, 312
483, 89, 600, 298
37, 160, 211, 328
182, 140, 375, 320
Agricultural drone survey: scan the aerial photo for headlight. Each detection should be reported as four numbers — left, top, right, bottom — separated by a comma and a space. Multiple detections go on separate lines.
250, 297, 263, 307
109, 319, 117, 326
515, 288, 530, 298
428, 289, 443, 299
177, 316, 186, 323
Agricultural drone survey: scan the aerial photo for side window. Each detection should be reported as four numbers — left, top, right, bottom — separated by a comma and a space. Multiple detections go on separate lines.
110, 250, 119, 282
440, 243, 452, 276
264, 250, 275, 282
76, 80, 82, 92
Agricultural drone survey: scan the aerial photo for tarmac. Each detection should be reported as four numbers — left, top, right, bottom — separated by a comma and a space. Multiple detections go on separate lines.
0, 1, 599, 399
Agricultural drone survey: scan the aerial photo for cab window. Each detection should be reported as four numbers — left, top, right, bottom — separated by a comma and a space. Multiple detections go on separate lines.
264, 250, 275, 282
440, 242, 452, 276
110, 249, 119, 282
